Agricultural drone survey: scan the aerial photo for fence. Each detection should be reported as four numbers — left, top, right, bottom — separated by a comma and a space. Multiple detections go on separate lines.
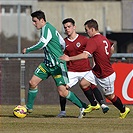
0, 53, 132, 105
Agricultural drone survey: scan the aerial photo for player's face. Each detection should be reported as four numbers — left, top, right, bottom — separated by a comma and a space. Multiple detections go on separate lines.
84, 25, 93, 38
32, 17, 44, 30
63, 22, 76, 36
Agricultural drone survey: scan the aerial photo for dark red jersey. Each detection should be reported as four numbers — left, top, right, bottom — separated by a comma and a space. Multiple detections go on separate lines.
84, 33, 114, 78
64, 34, 91, 72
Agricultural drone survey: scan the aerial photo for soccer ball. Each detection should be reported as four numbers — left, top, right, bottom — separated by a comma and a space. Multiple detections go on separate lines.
13, 105, 27, 118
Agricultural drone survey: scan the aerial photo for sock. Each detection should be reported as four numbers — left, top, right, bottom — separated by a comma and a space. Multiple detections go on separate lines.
91, 85, 105, 105
59, 96, 66, 111
26, 88, 38, 109
66, 91, 87, 108
82, 87, 97, 106
111, 95, 125, 113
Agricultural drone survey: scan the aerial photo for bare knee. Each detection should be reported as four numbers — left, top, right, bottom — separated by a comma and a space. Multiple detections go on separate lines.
79, 78, 91, 89
29, 75, 41, 89
105, 93, 115, 100
58, 85, 68, 97
29, 80, 37, 89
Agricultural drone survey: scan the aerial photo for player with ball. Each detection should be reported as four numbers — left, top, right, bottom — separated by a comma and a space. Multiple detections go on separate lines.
17, 10, 92, 118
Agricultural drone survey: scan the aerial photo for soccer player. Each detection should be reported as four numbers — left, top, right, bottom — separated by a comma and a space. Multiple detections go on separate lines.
60, 19, 130, 119
22, 10, 90, 117
57, 18, 109, 118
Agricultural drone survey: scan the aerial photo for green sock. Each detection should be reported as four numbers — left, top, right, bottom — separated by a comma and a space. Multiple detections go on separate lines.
26, 88, 38, 109
66, 91, 87, 108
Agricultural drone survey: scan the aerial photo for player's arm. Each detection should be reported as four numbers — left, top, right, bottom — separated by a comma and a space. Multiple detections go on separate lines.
60, 52, 89, 61
92, 56, 96, 68
24, 40, 45, 54
111, 45, 114, 56
109, 40, 116, 56
22, 28, 52, 54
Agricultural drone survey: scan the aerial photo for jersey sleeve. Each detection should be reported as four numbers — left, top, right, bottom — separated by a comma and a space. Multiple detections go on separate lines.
26, 40, 44, 53
57, 32, 66, 51
26, 26, 52, 53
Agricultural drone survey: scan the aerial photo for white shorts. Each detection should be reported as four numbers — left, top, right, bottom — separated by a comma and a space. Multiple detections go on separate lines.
67, 71, 89, 88
84, 70, 116, 96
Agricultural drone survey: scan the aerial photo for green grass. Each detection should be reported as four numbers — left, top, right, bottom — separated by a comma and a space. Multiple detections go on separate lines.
0, 105, 133, 133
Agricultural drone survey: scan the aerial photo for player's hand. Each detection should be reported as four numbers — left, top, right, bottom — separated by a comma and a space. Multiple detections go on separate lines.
60, 54, 70, 61
22, 48, 26, 54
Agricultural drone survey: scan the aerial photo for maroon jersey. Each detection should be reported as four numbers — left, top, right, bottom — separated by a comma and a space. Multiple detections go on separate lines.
84, 33, 114, 78
64, 34, 91, 72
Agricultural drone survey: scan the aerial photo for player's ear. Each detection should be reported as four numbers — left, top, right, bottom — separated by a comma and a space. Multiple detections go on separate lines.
73, 25, 76, 30
40, 18, 44, 23
91, 27, 94, 32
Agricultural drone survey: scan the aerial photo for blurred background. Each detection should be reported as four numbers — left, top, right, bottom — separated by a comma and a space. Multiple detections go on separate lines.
0, 0, 132, 105
0, 0, 133, 53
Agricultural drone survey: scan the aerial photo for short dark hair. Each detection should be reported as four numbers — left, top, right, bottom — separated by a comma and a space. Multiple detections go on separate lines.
84, 19, 98, 30
31, 10, 46, 21
62, 18, 75, 25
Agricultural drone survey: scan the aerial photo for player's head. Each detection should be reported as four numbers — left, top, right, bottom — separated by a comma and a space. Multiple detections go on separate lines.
84, 19, 98, 30
62, 18, 76, 36
84, 19, 99, 37
31, 10, 46, 30
62, 18, 75, 26
31, 10, 46, 21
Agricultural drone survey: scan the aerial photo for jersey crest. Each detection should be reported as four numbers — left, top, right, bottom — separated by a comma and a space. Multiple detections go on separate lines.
76, 42, 81, 47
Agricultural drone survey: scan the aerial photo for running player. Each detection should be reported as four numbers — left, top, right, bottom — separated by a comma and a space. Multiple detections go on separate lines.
22, 10, 90, 117
57, 18, 109, 118
60, 19, 130, 119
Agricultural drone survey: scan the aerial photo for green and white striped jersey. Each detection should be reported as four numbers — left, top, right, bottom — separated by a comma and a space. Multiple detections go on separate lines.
26, 22, 66, 67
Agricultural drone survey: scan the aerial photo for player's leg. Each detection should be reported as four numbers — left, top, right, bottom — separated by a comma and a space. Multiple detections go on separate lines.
57, 85, 87, 109
57, 72, 82, 117
80, 71, 108, 113
81, 87, 97, 106
76, 72, 98, 107
56, 96, 66, 117
106, 93, 130, 119
80, 77, 101, 113
26, 63, 49, 113
26, 75, 41, 112
57, 72, 78, 117
54, 64, 88, 118
99, 72, 130, 119
79, 86, 100, 118
91, 84, 109, 113
81, 87, 101, 111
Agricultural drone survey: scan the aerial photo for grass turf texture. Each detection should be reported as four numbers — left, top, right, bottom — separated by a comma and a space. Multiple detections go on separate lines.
0, 105, 132, 133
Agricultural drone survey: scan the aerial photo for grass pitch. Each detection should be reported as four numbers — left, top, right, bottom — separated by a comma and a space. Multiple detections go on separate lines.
0, 105, 132, 133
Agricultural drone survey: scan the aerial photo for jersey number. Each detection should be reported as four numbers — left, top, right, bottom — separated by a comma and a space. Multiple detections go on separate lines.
103, 40, 109, 55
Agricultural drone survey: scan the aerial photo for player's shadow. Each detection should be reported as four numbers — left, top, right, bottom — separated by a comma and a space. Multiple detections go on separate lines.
0, 114, 15, 118
0, 114, 77, 118
27, 114, 77, 118
0, 114, 115, 119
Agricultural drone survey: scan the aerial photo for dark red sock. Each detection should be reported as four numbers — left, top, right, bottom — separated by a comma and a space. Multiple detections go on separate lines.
91, 84, 105, 105
111, 95, 125, 113
82, 87, 97, 106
